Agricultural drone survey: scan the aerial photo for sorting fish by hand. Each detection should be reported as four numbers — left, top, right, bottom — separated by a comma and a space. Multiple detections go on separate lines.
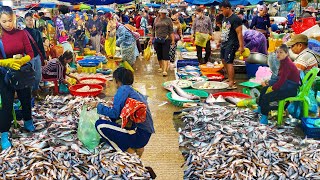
178, 105, 320, 179
0, 95, 151, 179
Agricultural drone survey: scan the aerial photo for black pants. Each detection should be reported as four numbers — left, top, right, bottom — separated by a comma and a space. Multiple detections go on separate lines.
258, 85, 298, 116
0, 74, 32, 132
196, 41, 211, 64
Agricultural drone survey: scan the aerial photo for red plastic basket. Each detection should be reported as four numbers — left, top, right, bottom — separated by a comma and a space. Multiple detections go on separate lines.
136, 29, 144, 36
205, 74, 225, 81
292, 17, 316, 34
69, 84, 103, 97
79, 77, 107, 86
211, 92, 251, 99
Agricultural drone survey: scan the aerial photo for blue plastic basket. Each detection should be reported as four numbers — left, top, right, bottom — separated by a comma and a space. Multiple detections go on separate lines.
301, 117, 320, 138
78, 59, 101, 67
245, 62, 268, 79
177, 59, 199, 68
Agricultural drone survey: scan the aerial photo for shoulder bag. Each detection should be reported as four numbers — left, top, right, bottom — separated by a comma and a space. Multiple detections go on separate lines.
0, 39, 35, 90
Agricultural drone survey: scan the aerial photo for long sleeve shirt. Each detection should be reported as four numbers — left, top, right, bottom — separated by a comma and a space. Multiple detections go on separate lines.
192, 16, 213, 35
272, 56, 300, 90
97, 85, 155, 134
24, 28, 46, 63
42, 59, 66, 82
0, 28, 34, 59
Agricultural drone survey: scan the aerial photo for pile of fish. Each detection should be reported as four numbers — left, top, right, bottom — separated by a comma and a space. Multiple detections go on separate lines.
0, 95, 151, 179
168, 85, 200, 102
179, 105, 320, 179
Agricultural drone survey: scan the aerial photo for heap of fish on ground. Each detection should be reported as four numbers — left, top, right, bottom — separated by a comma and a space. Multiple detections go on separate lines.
178, 105, 320, 179
0, 95, 150, 179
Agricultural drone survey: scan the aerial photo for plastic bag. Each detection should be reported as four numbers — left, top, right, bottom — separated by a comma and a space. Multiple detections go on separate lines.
120, 61, 134, 72
195, 32, 210, 48
77, 106, 100, 150
59, 83, 69, 94
143, 45, 151, 61
287, 101, 302, 119
121, 44, 136, 65
105, 37, 116, 57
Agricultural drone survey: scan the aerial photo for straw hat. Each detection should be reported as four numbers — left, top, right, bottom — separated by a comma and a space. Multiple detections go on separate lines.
159, 7, 169, 14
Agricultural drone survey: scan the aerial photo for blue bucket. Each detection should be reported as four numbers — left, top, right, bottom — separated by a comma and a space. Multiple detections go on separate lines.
245, 62, 268, 79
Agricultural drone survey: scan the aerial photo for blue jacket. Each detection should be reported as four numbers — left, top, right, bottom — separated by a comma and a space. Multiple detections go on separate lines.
97, 85, 155, 134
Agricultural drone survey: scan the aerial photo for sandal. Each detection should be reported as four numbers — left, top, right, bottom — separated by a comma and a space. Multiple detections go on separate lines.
163, 72, 168, 77
227, 85, 237, 90
222, 79, 237, 84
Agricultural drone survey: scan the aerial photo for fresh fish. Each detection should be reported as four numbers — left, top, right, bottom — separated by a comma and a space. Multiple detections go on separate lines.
225, 96, 241, 105
215, 95, 226, 102
172, 84, 200, 100
168, 86, 193, 102
206, 94, 216, 104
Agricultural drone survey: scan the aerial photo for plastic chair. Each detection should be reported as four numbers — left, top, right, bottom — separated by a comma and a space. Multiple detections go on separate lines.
42, 78, 59, 95
277, 68, 320, 125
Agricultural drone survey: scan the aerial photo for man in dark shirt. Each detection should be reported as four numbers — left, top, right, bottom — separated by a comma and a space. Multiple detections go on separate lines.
250, 5, 272, 37
220, 0, 244, 89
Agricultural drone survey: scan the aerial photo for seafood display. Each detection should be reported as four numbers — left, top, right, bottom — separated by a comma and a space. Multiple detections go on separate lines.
163, 80, 192, 89
177, 105, 320, 179
0, 95, 151, 179
192, 81, 229, 91
76, 85, 101, 92
80, 79, 105, 85
168, 85, 200, 102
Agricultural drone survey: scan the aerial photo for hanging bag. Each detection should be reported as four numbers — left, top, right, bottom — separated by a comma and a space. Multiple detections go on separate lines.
0, 39, 35, 90
24, 30, 46, 65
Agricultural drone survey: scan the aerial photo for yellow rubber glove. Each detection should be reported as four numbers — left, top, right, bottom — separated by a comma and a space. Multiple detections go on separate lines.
0, 59, 21, 70
266, 86, 273, 94
12, 55, 31, 66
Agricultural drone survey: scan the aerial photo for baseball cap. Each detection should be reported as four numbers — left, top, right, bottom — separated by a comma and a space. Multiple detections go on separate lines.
286, 34, 309, 47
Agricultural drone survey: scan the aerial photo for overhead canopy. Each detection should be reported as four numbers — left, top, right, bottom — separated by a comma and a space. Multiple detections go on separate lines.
58, 0, 133, 5
184, 0, 221, 6
145, 3, 162, 8
229, 0, 261, 6
97, 6, 115, 12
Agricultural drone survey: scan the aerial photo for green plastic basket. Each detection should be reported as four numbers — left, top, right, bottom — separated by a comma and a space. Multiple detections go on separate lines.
166, 89, 209, 107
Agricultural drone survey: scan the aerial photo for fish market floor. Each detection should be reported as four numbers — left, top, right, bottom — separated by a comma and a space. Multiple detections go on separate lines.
104, 57, 184, 180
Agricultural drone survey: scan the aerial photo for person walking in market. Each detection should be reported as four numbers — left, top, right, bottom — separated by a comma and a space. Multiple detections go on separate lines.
191, 7, 213, 64
286, 34, 319, 74
88, 13, 102, 53
250, 4, 272, 38
0, 6, 35, 150
149, 7, 174, 77
105, 12, 117, 58
170, 11, 183, 63
220, 0, 244, 89
24, 12, 47, 98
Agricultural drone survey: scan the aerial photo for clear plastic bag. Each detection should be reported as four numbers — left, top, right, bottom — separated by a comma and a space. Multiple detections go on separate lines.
77, 106, 100, 150
195, 32, 210, 48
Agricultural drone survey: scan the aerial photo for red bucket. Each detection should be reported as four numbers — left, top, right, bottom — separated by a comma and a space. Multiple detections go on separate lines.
69, 84, 103, 97
292, 17, 316, 34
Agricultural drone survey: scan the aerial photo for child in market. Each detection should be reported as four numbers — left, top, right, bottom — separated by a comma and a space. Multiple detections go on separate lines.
93, 67, 155, 157
58, 30, 69, 44
42, 50, 79, 88
257, 44, 300, 124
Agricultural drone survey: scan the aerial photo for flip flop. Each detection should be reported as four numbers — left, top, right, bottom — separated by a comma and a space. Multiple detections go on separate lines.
227, 85, 237, 90
222, 79, 237, 84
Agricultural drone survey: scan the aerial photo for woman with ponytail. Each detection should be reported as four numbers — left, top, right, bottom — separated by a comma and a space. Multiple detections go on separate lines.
0, 6, 34, 150
42, 50, 79, 87
93, 67, 155, 157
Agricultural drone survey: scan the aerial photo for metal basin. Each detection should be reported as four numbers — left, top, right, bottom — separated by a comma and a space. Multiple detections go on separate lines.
246, 52, 268, 64
192, 81, 229, 94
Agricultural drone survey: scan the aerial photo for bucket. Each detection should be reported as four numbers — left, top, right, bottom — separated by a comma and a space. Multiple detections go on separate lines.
245, 62, 268, 79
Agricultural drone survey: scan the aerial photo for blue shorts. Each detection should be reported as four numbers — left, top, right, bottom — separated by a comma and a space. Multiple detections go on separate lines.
220, 45, 239, 64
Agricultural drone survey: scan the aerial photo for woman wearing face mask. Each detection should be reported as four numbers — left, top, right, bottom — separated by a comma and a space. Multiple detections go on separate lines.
256, 44, 300, 125
105, 13, 117, 58
250, 5, 272, 38
0, 6, 34, 150
24, 12, 46, 98
149, 8, 174, 77
169, 11, 183, 63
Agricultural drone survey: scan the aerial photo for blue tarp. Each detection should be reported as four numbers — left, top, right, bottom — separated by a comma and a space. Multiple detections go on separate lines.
96, 7, 115, 12
58, 0, 132, 5
39, 2, 56, 8
145, 3, 162, 8
229, 0, 261, 5
184, 0, 221, 6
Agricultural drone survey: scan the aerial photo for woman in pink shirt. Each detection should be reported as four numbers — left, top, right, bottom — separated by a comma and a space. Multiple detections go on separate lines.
0, 6, 34, 150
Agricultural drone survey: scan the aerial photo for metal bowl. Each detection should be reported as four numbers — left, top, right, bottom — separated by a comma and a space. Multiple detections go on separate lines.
191, 81, 229, 94
246, 52, 268, 64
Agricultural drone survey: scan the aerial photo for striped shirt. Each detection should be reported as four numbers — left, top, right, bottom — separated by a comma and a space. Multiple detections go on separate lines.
294, 48, 319, 72
192, 16, 213, 35
42, 59, 66, 82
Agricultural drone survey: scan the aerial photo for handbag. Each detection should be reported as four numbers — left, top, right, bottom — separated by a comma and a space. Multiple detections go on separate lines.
174, 33, 180, 41
0, 39, 35, 90
24, 30, 46, 66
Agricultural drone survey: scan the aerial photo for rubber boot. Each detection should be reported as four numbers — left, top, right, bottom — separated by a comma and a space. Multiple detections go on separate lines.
1, 132, 12, 150
24, 120, 35, 132
253, 106, 261, 113
259, 115, 268, 125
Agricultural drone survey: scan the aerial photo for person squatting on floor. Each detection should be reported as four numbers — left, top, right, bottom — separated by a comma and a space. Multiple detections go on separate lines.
94, 67, 155, 157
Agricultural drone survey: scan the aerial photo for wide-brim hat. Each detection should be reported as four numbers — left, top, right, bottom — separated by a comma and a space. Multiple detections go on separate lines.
286, 34, 309, 47
305, 6, 318, 13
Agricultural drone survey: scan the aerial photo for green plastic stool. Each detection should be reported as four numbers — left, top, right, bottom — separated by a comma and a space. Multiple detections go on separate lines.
277, 68, 320, 125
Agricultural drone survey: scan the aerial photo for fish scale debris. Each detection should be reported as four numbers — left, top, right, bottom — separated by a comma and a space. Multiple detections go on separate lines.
179, 105, 320, 179
0, 95, 151, 179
